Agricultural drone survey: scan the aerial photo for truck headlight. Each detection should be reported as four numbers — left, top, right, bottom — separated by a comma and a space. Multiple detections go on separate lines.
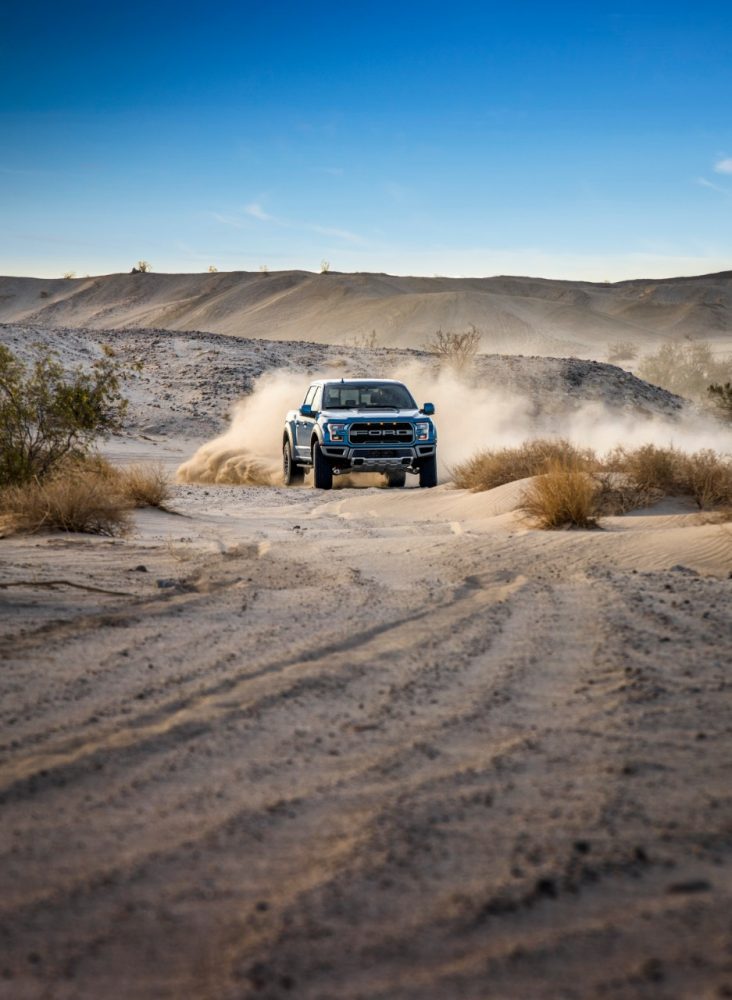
327, 423, 346, 442
415, 421, 431, 441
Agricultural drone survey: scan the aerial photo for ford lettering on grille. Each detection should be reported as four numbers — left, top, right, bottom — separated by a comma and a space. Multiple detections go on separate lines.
350, 422, 414, 444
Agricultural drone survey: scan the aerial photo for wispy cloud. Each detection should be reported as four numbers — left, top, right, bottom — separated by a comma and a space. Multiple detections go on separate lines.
697, 177, 728, 196
209, 211, 247, 228
244, 201, 274, 222
713, 157, 732, 174
210, 199, 364, 245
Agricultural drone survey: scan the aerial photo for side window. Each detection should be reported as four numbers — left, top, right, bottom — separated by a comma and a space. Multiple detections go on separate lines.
311, 386, 323, 412
302, 386, 316, 408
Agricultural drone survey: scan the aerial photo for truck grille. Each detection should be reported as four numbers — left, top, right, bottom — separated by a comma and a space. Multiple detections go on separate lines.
349, 422, 414, 444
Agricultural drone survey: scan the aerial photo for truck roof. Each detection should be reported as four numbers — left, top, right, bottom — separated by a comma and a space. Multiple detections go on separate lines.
309, 378, 407, 386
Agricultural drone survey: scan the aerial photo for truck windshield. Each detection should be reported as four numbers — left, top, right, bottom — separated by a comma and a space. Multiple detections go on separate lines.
323, 383, 416, 409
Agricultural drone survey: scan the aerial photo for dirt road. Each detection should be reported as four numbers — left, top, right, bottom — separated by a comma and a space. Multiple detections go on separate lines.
1, 484, 731, 999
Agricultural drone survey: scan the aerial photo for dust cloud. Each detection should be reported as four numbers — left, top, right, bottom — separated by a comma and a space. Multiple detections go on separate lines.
177, 364, 732, 487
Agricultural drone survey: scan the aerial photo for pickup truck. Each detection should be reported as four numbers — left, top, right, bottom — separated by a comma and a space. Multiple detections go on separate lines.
283, 378, 437, 489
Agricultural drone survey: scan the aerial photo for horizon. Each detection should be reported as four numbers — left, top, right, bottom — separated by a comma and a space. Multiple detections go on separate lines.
2, 1, 731, 281
4, 266, 732, 288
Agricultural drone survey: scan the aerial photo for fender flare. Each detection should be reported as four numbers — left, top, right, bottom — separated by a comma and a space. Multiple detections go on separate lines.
283, 422, 296, 451
310, 424, 325, 454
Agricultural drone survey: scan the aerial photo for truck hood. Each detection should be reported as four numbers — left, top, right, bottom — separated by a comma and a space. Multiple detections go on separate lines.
320, 408, 423, 419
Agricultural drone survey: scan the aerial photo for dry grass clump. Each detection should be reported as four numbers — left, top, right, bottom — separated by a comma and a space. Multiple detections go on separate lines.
455, 438, 732, 529
605, 445, 732, 509
453, 439, 595, 491
117, 463, 172, 509
521, 461, 599, 529
0, 467, 131, 536
605, 444, 682, 493
678, 450, 732, 509
0, 457, 173, 536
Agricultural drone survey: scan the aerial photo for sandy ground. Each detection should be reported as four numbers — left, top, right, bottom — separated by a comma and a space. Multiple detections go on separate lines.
2, 322, 732, 998
1, 472, 732, 999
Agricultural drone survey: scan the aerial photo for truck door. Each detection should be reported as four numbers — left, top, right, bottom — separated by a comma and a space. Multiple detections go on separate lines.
295, 385, 317, 457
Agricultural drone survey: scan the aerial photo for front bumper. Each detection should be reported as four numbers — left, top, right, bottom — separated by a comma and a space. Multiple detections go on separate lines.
320, 444, 436, 471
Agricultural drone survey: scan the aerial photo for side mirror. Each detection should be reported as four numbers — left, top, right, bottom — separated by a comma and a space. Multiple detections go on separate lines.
300, 403, 313, 417
422, 402, 435, 415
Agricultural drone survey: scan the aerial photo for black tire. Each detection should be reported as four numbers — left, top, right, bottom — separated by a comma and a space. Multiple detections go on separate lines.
419, 454, 438, 488
283, 439, 304, 485
386, 470, 407, 488
312, 442, 333, 490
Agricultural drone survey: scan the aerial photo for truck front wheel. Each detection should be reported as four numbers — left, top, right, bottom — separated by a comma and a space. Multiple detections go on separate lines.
419, 454, 438, 488
283, 439, 304, 485
312, 442, 333, 490
386, 470, 407, 488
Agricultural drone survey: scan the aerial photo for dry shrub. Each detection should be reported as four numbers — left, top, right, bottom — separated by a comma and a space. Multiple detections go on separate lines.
678, 450, 732, 509
605, 444, 682, 493
593, 471, 662, 515
607, 340, 638, 364
521, 461, 599, 529
117, 463, 171, 508
0, 456, 174, 536
453, 439, 596, 491
606, 446, 732, 509
423, 325, 482, 369
0, 467, 130, 536
455, 437, 732, 527
637, 340, 731, 400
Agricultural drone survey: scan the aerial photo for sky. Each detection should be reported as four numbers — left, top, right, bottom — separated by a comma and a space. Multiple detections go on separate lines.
1, 1, 731, 281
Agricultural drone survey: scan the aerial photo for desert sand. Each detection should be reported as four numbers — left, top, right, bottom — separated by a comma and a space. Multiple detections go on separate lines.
1, 318, 732, 999
1, 268, 732, 357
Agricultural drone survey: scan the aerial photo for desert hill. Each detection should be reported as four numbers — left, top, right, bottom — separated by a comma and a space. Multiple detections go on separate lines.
1, 269, 731, 357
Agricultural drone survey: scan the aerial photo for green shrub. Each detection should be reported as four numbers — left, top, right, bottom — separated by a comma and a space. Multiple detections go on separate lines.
637, 341, 731, 400
0, 344, 129, 486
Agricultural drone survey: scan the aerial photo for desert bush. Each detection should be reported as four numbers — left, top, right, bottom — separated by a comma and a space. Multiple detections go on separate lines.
0, 464, 130, 536
605, 444, 682, 493
593, 471, 661, 515
677, 450, 732, 509
0, 344, 129, 486
63, 271, 75, 280
708, 382, 732, 420
259, 264, 269, 275
39, 290, 50, 299
208, 265, 218, 273
423, 325, 482, 370
347, 330, 379, 349
133, 260, 152, 273
521, 461, 599, 529
452, 435, 732, 526
117, 463, 171, 509
320, 259, 331, 274
453, 438, 596, 491
607, 340, 638, 364
637, 341, 731, 400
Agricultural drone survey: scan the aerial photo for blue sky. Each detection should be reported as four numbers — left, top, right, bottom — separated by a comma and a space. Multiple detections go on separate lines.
2, 1, 731, 280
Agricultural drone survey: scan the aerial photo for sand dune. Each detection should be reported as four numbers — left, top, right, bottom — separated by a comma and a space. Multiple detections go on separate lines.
2, 268, 732, 355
